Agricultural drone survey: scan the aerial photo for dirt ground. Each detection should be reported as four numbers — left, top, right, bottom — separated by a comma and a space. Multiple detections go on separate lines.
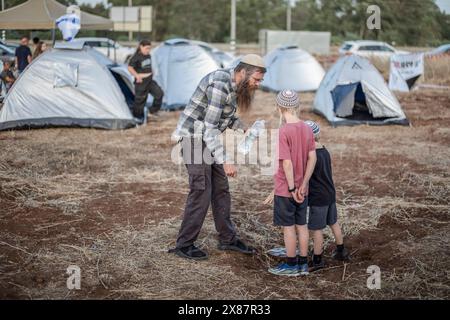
0, 87, 449, 299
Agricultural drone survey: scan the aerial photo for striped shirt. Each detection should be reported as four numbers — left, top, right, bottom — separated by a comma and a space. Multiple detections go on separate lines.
172, 68, 246, 163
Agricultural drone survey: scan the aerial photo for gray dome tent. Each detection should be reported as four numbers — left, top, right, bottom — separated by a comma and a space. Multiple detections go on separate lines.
0, 41, 136, 130
151, 38, 220, 110
313, 55, 409, 126
262, 45, 325, 92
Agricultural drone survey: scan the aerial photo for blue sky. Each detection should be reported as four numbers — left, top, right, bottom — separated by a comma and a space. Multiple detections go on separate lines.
77, 0, 450, 14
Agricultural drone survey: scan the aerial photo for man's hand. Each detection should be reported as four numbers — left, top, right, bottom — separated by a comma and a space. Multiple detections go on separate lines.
135, 75, 143, 83
224, 163, 237, 177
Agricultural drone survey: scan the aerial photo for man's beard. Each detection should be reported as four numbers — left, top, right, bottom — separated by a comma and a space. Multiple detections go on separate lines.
236, 76, 257, 113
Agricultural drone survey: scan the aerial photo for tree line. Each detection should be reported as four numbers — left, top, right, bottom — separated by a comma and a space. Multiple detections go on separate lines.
3, 0, 449, 46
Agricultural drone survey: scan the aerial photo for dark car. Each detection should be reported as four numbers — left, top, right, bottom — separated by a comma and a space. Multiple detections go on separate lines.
0, 44, 15, 66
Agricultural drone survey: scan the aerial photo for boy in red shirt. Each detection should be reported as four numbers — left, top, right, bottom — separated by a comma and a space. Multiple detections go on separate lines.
268, 90, 317, 276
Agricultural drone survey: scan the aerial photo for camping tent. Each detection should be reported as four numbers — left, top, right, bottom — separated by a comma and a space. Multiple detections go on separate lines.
0, 0, 113, 30
313, 55, 409, 126
261, 45, 325, 92
0, 41, 136, 130
151, 38, 220, 109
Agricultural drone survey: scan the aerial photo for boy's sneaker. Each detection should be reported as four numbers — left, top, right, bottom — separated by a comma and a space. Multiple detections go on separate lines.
331, 247, 350, 261
268, 263, 300, 277
298, 263, 309, 275
309, 259, 325, 272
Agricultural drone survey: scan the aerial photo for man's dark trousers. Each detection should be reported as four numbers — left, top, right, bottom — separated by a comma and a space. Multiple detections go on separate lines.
176, 138, 237, 249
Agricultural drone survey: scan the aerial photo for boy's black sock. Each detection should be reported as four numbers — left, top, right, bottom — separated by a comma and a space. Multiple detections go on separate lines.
337, 244, 344, 252
313, 254, 322, 264
286, 257, 297, 266
297, 256, 308, 265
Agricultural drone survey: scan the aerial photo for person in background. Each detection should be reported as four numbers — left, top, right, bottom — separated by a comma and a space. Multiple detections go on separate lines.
0, 61, 16, 93
32, 41, 48, 60
15, 36, 32, 74
32, 37, 40, 54
127, 39, 164, 120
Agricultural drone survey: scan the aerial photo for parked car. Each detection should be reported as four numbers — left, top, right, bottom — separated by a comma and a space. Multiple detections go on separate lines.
76, 37, 135, 64
339, 40, 409, 59
0, 44, 15, 66
0, 40, 19, 50
425, 44, 450, 57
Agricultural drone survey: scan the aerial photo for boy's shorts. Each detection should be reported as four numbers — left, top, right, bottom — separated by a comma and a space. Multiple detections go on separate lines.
273, 195, 308, 226
308, 202, 338, 230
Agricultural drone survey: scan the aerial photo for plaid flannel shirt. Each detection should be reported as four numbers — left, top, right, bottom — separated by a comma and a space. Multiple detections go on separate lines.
172, 68, 246, 163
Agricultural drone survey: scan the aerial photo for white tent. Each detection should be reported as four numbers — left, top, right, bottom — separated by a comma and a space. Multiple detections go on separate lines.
151, 38, 220, 109
0, 41, 136, 130
313, 55, 409, 126
262, 45, 325, 92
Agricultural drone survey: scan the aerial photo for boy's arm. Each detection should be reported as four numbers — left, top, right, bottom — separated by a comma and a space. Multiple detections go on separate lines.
299, 150, 317, 197
283, 159, 302, 203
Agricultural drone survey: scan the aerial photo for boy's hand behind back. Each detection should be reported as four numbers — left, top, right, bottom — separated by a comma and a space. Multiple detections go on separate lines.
292, 189, 304, 203
298, 183, 309, 198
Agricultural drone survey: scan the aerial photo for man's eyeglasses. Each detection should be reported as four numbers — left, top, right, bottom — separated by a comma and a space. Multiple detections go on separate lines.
251, 75, 264, 83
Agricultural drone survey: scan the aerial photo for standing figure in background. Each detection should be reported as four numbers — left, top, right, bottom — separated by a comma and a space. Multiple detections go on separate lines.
127, 40, 164, 120
0, 61, 16, 93
32, 37, 40, 53
15, 36, 32, 75
32, 41, 48, 60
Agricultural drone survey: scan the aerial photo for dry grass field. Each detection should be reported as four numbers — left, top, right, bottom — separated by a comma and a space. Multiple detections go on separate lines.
1, 46, 449, 299
1, 84, 449, 299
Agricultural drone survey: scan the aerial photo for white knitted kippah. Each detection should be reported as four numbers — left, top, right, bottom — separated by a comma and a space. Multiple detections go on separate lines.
276, 90, 300, 108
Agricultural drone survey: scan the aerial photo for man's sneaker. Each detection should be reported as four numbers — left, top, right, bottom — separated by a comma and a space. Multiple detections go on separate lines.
331, 247, 350, 261
217, 239, 255, 254
168, 245, 208, 260
298, 263, 309, 275
268, 263, 300, 277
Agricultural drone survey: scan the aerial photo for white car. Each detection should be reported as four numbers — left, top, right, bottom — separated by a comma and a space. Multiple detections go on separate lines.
77, 37, 135, 64
339, 40, 409, 59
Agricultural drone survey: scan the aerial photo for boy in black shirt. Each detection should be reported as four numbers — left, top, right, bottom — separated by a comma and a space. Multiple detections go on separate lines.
127, 39, 163, 120
304, 120, 350, 271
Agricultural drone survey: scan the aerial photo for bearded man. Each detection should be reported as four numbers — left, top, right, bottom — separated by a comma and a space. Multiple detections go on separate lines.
170, 54, 266, 260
